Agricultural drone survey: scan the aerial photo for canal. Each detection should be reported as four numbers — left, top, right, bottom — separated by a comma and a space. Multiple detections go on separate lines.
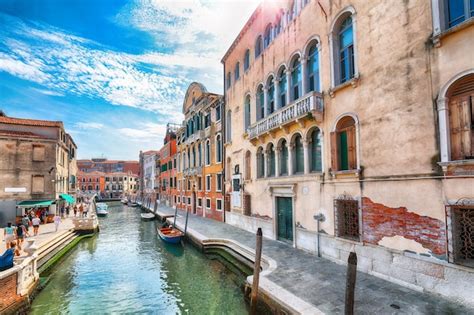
30, 203, 249, 314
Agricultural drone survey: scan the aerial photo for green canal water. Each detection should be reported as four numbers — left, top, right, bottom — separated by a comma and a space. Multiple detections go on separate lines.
30, 203, 249, 314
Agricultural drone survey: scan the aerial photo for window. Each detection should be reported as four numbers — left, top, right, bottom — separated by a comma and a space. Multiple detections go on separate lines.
226, 110, 232, 142
278, 68, 287, 107
332, 116, 357, 171
198, 142, 202, 166
216, 199, 223, 211
294, 134, 304, 174
310, 128, 323, 172
244, 49, 250, 71
255, 35, 263, 58
178, 196, 181, 203
339, 16, 355, 84
447, 74, 474, 160
291, 57, 302, 101
198, 176, 202, 191
280, 140, 288, 176
257, 147, 264, 178
205, 140, 211, 165
234, 62, 240, 81
307, 43, 320, 92
206, 175, 211, 191
198, 198, 202, 207
216, 134, 222, 163
334, 197, 360, 241
245, 150, 251, 180
216, 104, 221, 121
244, 95, 251, 132
274, 16, 282, 36
216, 173, 222, 191
268, 143, 276, 177
267, 77, 275, 115
256, 85, 264, 120
205, 112, 211, 128
226, 72, 231, 89
446, 0, 474, 28
32, 145, 45, 161
32, 175, 44, 193
264, 24, 272, 48
206, 198, 211, 209
188, 197, 191, 205
192, 147, 196, 167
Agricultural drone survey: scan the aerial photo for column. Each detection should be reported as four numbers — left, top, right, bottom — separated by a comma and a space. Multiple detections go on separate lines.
301, 57, 308, 95
288, 144, 294, 176
275, 147, 280, 177
286, 69, 292, 105
274, 78, 280, 109
263, 87, 268, 117
303, 139, 310, 174
437, 97, 450, 162
263, 151, 268, 178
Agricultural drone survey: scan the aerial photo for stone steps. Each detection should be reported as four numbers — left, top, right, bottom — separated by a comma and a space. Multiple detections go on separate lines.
36, 230, 77, 268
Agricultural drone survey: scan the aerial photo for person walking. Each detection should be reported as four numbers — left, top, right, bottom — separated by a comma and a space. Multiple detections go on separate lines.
21, 214, 30, 233
32, 215, 41, 236
73, 204, 78, 217
60, 205, 65, 218
3, 223, 16, 249
79, 203, 84, 218
16, 223, 28, 246
66, 205, 70, 217
83, 203, 88, 218
53, 215, 61, 232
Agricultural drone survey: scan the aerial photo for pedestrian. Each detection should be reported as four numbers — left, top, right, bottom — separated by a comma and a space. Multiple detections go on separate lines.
10, 241, 21, 257
66, 205, 70, 217
79, 203, 84, 218
32, 215, 41, 236
53, 215, 61, 232
60, 205, 65, 218
21, 214, 30, 233
83, 204, 88, 218
3, 223, 16, 249
73, 204, 78, 217
16, 223, 28, 246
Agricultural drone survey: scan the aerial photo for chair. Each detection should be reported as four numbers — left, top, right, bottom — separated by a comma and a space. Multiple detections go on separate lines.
0, 248, 14, 271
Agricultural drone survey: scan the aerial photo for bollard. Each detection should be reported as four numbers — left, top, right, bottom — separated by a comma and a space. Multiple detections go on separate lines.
345, 250, 357, 315
250, 228, 263, 315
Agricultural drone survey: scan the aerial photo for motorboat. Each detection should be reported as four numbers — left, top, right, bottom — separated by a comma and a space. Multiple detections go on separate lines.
141, 213, 155, 221
96, 202, 108, 217
129, 202, 138, 207
120, 198, 128, 204
157, 227, 183, 244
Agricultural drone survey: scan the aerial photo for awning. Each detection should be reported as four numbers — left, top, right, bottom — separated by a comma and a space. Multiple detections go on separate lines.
59, 194, 75, 203
17, 200, 54, 208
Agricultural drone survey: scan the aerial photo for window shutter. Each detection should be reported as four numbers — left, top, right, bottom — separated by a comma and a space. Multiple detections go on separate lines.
330, 131, 338, 171
347, 125, 357, 170
449, 96, 470, 160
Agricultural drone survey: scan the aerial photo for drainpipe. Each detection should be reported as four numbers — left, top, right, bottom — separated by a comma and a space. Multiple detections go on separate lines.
222, 61, 226, 223
313, 213, 325, 257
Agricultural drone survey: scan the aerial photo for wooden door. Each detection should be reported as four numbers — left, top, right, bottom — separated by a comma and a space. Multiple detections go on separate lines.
277, 197, 293, 242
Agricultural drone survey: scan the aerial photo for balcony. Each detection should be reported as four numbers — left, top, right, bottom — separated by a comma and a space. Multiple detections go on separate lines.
247, 92, 323, 140
183, 166, 202, 176
184, 130, 204, 145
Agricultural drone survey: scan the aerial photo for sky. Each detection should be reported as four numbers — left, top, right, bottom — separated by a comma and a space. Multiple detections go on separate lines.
0, 0, 260, 160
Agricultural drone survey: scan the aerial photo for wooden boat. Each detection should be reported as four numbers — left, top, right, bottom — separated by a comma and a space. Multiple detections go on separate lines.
157, 227, 183, 244
140, 213, 155, 221
120, 198, 128, 204
129, 202, 138, 207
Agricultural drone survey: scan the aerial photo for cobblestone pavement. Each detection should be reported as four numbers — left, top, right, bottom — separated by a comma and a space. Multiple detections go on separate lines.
155, 205, 474, 315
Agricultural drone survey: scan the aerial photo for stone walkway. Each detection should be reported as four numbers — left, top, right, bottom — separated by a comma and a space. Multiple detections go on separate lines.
154, 205, 474, 315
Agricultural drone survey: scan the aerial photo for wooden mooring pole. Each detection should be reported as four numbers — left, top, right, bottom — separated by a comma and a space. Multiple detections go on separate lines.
173, 206, 178, 228
250, 228, 263, 315
345, 250, 357, 315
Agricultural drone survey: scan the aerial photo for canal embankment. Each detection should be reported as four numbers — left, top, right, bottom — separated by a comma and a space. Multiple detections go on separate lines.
0, 202, 99, 314
142, 202, 474, 314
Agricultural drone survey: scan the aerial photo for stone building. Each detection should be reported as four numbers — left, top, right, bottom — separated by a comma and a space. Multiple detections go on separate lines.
221, 0, 474, 305
0, 114, 77, 225
157, 123, 179, 207
77, 158, 139, 175
77, 171, 138, 198
138, 150, 160, 203
175, 83, 225, 221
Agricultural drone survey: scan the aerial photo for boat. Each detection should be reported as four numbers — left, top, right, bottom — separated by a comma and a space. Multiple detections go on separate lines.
96, 202, 108, 217
120, 198, 128, 204
141, 213, 155, 221
129, 202, 138, 207
157, 227, 183, 244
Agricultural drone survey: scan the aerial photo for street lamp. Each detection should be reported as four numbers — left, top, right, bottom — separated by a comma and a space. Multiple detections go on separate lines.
313, 213, 325, 258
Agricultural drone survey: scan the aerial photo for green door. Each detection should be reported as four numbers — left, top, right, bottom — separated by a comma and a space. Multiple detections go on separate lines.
277, 197, 293, 242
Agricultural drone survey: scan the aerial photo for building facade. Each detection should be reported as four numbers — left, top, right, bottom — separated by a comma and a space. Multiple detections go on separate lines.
221, 0, 474, 305
175, 83, 225, 221
0, 114, 77, 225
77, 171, 138, 198
138, 150, 160, 204
78, 158, 139, 175
158, 123, 179, 207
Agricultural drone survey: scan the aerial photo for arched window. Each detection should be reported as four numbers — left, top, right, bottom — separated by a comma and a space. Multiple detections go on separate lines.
268, 143, 276, 177
257, 147, 265, 178
447, 73, 474, 160
264, 24, 272, 48
226, 110, 232, 142
256, 85, 264, 120
279, 67, 287, 107
234, 62, 240, 81
205, 140, 211, 165
245, 150, 251, 180
339, 16, 355, 84
226, 72, 231, 89
291, 56, 302, 101
274, 16, 282, 36
244, 49, 250, 71
310, 128, 322, 172
307, 43, 320, 92
216, 134, 222, 163
255, 35, 263, 58
198, 142, 202, 166
192, 146, 196, 167
332, 116, 357, 171
267, 77, 275, 115
244, 95, 251, 132
187, 150, 190, 168
280, 140, 288, 176
293, 134, 304, 174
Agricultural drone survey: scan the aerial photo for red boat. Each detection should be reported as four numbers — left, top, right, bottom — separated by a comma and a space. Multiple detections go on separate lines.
157, 227, 183, 244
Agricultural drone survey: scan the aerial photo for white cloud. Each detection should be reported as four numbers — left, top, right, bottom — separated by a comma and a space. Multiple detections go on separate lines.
75, 122, 105, 130
117, 122, 168, 142
31, 88, 64, 96
0, 52, 49, 83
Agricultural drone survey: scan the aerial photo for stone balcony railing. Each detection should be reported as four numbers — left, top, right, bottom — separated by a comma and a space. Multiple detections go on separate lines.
247, 91, 323, 139
184, 130, 204, 145
183, 166, 202, 176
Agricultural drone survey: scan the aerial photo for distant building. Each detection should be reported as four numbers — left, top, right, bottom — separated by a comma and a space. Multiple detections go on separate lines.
138, 150, 160, 203
0, 114, 77, 225
78, 158, 139, 175
77, 171, 138, 198
158, 123, 179, 207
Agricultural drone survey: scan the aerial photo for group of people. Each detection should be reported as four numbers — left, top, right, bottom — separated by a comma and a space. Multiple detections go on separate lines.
3, 219, 32, 257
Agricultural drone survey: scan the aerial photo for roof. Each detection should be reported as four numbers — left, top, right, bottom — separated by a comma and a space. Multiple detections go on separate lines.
0, 129, 50, 140
0, 116, 63, 128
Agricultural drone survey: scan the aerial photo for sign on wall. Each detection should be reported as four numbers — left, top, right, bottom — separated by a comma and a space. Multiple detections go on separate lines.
5, 187, 27, 193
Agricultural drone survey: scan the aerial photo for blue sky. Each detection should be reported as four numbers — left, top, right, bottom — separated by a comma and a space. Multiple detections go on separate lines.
0, 0, 259, 160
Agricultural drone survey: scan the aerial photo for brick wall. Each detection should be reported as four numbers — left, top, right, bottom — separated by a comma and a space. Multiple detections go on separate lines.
362, 197, 446, 256
0, 273, 22, 311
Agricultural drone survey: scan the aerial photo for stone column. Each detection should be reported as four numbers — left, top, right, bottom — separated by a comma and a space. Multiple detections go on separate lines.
301, 57, 308, 96
263, 151, 268, 178
274, 78, 281, 109
288, 143, 294, 176
286, 69, 292, 105
437, 97, 450, 162
275, 147, 280, 177
303, 139, 310, 174
263, 87, 268, 117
